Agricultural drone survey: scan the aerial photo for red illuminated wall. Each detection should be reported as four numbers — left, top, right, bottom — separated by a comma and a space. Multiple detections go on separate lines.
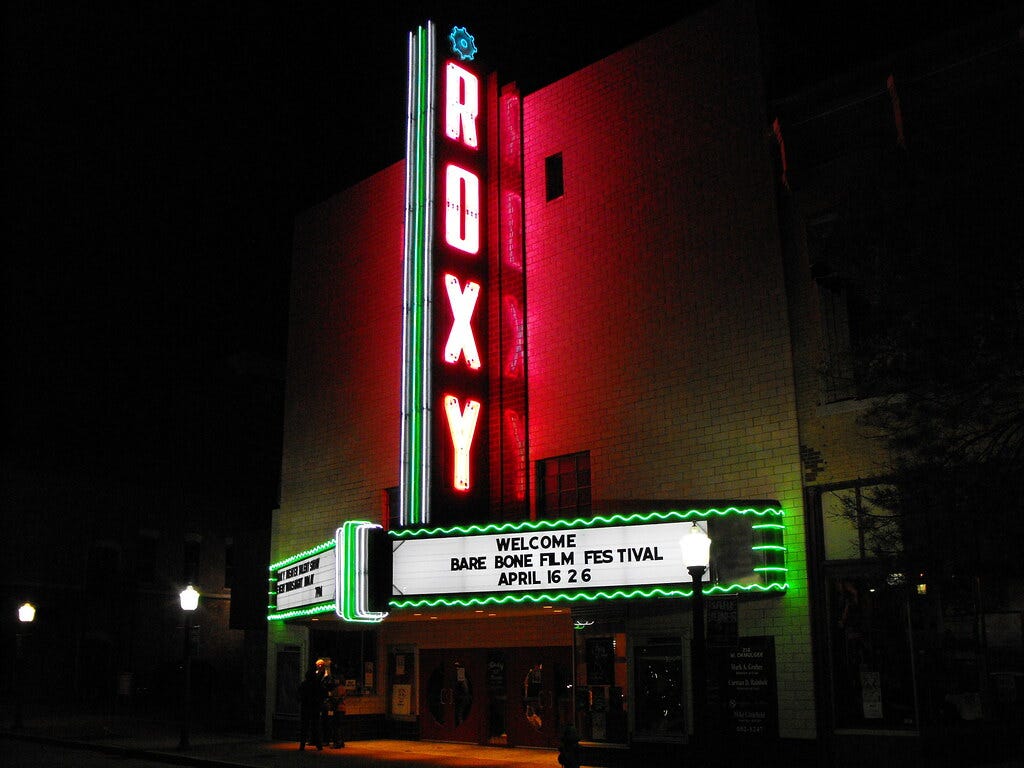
274, 2, 813, 739
523, 4, 800, 507
521, 3, 812, 739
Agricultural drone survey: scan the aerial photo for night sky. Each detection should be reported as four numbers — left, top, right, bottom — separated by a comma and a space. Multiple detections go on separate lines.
3, 1, 1013, 490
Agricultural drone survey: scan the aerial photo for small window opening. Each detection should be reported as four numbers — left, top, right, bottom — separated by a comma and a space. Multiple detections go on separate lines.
545, 153, 564, 201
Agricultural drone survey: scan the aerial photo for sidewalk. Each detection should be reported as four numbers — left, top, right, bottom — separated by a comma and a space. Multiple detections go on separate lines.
1, 708, 561, 768
4, 707, 1021, 768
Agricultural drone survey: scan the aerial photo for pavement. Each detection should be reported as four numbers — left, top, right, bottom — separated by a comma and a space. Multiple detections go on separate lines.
3, 706, 1022, 768
0, 707, 562, 768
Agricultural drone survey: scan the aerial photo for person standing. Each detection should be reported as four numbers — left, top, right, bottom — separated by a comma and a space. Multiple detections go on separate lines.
328, 675, 347, 748
318, 658, 345, 748
297, 667, 324, 751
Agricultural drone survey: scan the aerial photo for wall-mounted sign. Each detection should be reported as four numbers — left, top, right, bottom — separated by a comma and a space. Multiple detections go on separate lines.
707, 594, 739, 646
272, 547, 336, 613
707, 636, 779, 738
393, 520, 698, 597
390, 507, 788, 608
401, 21, 491, 529
269, 507, 787, 621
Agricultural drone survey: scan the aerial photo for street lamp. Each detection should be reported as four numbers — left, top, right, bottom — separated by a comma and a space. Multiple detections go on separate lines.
14, 602, 36, 729
178, 585, 199, 750
680, 523, 711, 760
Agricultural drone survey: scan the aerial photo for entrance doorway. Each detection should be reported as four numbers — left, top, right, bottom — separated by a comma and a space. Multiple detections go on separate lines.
505, 646, 572, 748
420, 649, 487, 743
418, 646, 570, 748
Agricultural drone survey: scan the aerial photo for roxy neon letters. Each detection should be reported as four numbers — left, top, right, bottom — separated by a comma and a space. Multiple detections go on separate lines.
444, 164, 480, 254
443, 274, 481, 369
444, 395, 481, 491
445, 62, 479, 148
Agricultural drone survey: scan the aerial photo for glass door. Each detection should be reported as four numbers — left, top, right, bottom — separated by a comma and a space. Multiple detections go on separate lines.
506, 646, 573, 748
419, 649, 486, 743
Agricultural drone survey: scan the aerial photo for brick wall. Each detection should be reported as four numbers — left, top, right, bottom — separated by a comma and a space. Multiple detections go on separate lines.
273, 162, 406, 565
273, 0, 817, 742
522, 1, 814, 739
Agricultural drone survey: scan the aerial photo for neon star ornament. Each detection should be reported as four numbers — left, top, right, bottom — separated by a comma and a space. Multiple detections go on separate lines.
448, 26, 477, 61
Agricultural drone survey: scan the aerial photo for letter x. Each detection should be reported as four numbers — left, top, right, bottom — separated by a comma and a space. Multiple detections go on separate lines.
444, 274, 481, 369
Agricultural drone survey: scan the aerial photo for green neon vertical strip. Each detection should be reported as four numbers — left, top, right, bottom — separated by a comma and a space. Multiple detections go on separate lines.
335, 521, 386, 624
406, 26, 421, 527
420, 21, 436, 526
399, 29, 415, 528
405, 27, 422, 529
346, 522, 359, 618
411, 24, 428, 525
750, 513, 787, 586
401, 24, 433, 528
336, 522, 356, 621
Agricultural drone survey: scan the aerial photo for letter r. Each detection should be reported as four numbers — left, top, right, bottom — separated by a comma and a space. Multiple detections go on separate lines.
446, 62, 479, 148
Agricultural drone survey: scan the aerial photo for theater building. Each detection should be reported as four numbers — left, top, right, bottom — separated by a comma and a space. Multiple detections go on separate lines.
266, 2, 818, 762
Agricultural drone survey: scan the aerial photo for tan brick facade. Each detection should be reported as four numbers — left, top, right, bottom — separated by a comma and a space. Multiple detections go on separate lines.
523, 5, 812, 739
270, 0, 816, 749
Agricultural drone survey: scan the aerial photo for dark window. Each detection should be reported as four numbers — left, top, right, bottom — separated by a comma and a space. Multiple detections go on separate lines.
311, 628, 379, 694
384, 486, 400, 530
634, 637, 684, 738
820, 483, 901, 562
275, 646, 301, 716
224, 537, 234, 589
807, 209, 909, 403
536, 451, 591, 519
545, 153, 564, 201
808, 215, 857, 402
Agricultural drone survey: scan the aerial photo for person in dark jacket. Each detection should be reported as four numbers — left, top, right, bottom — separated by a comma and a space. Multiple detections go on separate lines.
298, 667, 325, 751
318, 657, 346, 748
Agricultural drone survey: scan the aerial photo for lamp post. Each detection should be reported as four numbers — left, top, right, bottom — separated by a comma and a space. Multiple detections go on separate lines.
14, 602, 35, 729
680, 523, 711, 762
178, 585, 199, 750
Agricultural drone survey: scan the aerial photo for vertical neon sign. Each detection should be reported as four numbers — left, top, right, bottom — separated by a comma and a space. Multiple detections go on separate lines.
496, 84, 528, 512
401, 23, 489, 527
400, 22, 436, 528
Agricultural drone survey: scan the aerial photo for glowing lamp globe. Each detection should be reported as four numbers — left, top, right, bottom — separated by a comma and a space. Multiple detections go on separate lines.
680, 523, 711, 571
179, 585, 200, 612
18, 602, 36, 623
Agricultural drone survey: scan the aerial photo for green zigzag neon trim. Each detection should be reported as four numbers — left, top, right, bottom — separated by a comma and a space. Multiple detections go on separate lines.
390, 507, 782, 539
390, 581, 789, 610
269, 539, 335, 572
268, 602, 336, 622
